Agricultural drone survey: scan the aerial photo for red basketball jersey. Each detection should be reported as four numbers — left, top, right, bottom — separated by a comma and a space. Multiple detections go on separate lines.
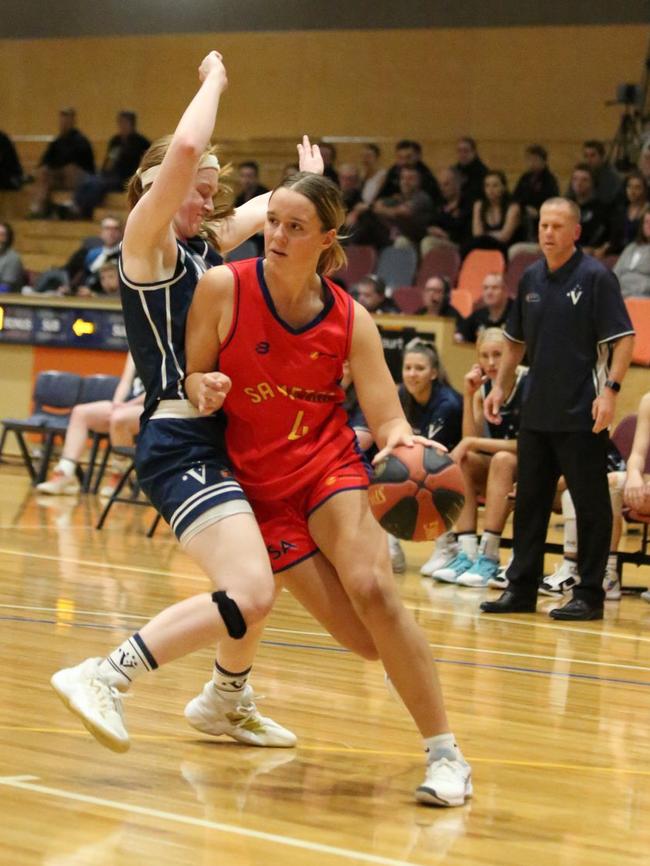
220, 257, 357, 501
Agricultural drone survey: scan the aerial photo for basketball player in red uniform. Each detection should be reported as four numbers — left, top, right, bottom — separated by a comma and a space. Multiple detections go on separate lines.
185, 172, 472, 807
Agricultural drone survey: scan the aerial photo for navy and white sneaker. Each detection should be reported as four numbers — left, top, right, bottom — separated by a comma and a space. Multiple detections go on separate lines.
539, 559, 579, 597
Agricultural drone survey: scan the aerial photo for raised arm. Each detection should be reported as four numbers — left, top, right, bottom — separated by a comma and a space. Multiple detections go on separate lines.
123, 52, 228, 256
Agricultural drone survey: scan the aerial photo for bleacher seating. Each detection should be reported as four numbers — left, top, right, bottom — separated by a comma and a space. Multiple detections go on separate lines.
456, 249, 505, 303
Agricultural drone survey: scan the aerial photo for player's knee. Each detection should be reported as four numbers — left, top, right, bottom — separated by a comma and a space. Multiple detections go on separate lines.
347, 567, 399, 622
212, 581, 274, 638
491, 450, 515, 471
211, 590, 248, 639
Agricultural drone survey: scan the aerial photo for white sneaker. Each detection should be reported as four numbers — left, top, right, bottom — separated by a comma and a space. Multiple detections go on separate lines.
388, 534, 406, 574
185, 682, 297, 747
420, 532, 458, 577
432, 551, 475, 584
50, 658, 129, 753
37, 470, 80, 496
456, 555, 500, 587
416, 757, 473, 807
603, 566, 622, 601
642, 590, 650, 604
539, 559, 579, 597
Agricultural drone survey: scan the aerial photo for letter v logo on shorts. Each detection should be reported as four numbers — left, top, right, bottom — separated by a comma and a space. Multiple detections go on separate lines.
183, 464, 207, 484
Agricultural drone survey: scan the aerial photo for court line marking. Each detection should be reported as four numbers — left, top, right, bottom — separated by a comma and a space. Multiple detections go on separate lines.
2, 743, 650, 778
3, 604, 650, 676
0, 775, 426, 866
1, 544, 649, 643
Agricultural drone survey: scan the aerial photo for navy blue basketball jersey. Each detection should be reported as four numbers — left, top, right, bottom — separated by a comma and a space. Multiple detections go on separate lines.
119, 236, 222, 419
482, 366, 528, 440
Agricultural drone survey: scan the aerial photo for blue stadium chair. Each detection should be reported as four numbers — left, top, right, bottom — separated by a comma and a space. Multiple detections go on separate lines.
0, 371, 82, 484
376, 245, 418, 290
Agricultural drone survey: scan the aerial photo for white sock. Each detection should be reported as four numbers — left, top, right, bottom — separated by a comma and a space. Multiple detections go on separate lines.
561, 489, 577, 556
607, 554, 618, 574
480, 531, 501, 561
55, 458, 76, 477
212, 660, 251, 695
424, 732, 465, 764
458, 533, 478, 559
99, 633, 158, 691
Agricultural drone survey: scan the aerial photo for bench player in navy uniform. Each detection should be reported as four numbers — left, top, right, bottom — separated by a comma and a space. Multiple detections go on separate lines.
481, 197, 635, 621
51, 51, 321, 752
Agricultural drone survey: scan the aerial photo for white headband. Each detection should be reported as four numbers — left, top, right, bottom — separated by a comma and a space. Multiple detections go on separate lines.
138, 153, 221, 189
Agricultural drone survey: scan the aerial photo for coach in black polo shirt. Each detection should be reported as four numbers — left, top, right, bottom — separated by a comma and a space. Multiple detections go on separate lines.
480, 197, 635, 620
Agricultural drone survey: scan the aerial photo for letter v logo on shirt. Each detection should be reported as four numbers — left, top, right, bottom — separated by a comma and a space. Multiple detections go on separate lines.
567, 285, 583, 305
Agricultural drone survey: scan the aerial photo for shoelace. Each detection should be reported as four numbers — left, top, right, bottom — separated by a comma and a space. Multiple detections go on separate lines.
90, 677, 126, 719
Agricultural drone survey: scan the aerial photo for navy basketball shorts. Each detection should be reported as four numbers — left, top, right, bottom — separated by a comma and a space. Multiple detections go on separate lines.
135, 414, 251, 546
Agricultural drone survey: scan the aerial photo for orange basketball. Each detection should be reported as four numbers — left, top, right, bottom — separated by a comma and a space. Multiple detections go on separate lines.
368, 444, 465, 541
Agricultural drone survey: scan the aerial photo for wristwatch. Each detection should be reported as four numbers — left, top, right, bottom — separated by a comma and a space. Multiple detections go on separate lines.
604, 379, 621, 393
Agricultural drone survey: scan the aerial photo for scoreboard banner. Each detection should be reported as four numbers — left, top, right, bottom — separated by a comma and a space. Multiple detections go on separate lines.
0, 303, 128, 351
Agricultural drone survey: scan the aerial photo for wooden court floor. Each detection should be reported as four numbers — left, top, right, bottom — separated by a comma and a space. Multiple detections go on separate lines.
0, 465, 649, 866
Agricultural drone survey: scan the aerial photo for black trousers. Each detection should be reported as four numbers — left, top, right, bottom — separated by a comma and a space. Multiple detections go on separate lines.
506, 428, 611, 606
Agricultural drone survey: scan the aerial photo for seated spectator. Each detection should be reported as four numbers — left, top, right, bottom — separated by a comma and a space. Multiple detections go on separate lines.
77, 260, 120, 299
338, 163, 363, 213
234, 160, 269, 206
34, 215, 123, 296
415, 275, 460, 323
0, 222, 24, 292
463, 170, 522, 259
389, 338, 463, 571
36, 353, 145, 497
607, 170, 648, 254
355, 274, 399, 314
424, 328, 527, 586
613, 208, 650, 297
373, 165, 434, 246
0, 130, 24, 190
377, 139, 441, 204
359, 143, 387, 204
318, 142, 339, 185
638, 143, 650, 190
28, 108, 95, 218
512, 144, 559, 239
280, 162, 299, 182
422, 167, 472, 253
455, 272, 513, 343
582, 139, 623, 207
72, 111, 150, 219
454, 137, 488, 204
567, 163, 610, 254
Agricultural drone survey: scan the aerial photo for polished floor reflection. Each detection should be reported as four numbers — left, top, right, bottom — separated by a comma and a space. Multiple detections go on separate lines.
0, 466, 649, 866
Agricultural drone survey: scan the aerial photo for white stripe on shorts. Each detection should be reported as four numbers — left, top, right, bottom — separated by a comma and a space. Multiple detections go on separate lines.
179, 499, 253, 547
170, 483, 244, 533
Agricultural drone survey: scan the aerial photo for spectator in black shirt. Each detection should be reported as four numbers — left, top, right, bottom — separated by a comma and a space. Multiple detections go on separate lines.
454, 137, 488, 204
234, 160, 269, 206
355, 274, 399, 314
568, 163, 610, 255
606, 170, 648, 255
422, 167, 472, 253
318, 142, 339, 186
377, 139, 441, 204
415, 275, 460, 324
29, 108, 95, 217
582, 139, 623, 207
72, 111, 150, 219
513, 144, 559, 239
0, 131, 24, 190
456, 272, 512, 343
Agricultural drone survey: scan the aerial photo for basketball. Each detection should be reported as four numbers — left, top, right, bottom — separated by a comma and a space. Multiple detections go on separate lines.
368, 444, 465, 541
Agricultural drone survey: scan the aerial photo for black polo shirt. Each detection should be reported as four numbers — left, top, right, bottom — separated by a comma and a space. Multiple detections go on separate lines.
505, 248, 634, 432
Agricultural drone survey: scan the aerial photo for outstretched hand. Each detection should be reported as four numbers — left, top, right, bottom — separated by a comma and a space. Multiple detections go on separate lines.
297, 135, 324, 175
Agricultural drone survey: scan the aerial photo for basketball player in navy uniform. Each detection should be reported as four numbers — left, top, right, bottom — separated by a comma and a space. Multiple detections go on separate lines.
481, 197, 635, 620
51, 51, 322, 752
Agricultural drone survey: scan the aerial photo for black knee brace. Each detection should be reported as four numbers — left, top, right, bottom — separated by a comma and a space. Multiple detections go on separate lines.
211, 591, 247, 639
